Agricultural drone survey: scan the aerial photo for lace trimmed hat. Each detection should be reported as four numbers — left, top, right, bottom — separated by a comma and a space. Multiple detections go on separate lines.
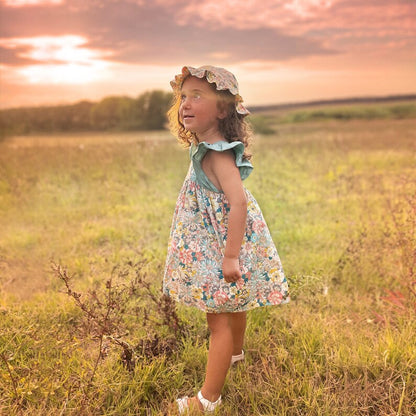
170, 65, 250, 116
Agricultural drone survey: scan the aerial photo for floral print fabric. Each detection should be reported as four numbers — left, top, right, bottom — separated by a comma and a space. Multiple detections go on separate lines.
163, 151, 289, 313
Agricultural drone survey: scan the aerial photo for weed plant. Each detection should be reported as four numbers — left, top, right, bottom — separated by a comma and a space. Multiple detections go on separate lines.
0, 116, 415, 415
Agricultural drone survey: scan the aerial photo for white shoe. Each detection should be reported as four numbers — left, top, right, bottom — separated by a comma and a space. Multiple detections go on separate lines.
176, 390, 222, 414
231, 350, 245, 365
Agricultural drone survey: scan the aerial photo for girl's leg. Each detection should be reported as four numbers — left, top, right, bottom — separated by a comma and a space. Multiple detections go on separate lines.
200, 313, 233, 402
229, 311, 246, 355
178, 312, 247, 411
200, 312, 247, 401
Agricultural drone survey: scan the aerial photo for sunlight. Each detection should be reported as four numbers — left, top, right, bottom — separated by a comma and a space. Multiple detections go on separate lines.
19, 62, 109, 84
283, 0, 334, 17
0, 35, 113, 84
17, 35, 106, 63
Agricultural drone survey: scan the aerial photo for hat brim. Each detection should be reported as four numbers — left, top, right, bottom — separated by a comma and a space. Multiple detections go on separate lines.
170, 66, 250, 116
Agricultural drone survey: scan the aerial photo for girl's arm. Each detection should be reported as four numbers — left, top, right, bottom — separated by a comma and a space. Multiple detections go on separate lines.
204, 150, 247, 283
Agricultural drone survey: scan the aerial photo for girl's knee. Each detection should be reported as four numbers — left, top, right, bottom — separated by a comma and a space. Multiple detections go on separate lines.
206, 313, 232, 334
229, 311, 246, 323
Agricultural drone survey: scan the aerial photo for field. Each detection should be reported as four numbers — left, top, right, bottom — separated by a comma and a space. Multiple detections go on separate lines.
0, 107, 415, 414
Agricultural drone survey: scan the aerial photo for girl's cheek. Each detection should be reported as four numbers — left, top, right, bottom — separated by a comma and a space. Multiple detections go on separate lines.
179, 101, 187, 113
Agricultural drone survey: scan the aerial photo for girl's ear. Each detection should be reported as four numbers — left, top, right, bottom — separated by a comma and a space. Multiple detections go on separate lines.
217, 101, 228, 120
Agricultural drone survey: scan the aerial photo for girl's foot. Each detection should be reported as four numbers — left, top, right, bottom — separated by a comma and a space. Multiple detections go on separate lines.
176, 391, 221, 414
231, 350, 244, 365
176, 396, 203, 414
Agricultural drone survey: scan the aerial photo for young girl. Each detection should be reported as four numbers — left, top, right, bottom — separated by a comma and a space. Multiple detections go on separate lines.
163, 65, 289, 413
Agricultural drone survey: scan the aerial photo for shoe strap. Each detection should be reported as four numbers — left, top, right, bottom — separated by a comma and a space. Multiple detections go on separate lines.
231, 349, 245, 364
197, 390, 222, 412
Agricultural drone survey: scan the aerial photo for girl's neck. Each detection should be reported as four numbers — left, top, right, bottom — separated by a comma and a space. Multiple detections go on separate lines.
196, 130, 225, 145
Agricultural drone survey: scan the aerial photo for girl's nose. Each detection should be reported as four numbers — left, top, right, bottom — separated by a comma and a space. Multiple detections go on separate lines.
181, 97, 191, 108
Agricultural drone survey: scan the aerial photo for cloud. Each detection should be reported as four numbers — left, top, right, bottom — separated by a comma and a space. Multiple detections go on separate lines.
162, 0, 416, 54
1, 0, 413, 70
0, 35, 113, 84
0, 0, 336, 69
0, 35, 113, 63
169, 0, 335, 30
1, 0, 63, 6
0, 0, 414, 108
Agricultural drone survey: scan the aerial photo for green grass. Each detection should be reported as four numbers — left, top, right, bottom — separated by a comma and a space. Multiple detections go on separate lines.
279, 102, 416, 124
0, 117, 415, 415
249, 100, 416, 134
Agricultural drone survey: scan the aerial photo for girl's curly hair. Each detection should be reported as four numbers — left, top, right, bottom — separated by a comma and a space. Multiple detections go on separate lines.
167, 81, 253, 160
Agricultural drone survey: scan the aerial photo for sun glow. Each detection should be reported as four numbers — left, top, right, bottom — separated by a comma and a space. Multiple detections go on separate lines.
18, 62, 109, 84
283, 0, 333, 17
0, 35, 113, 84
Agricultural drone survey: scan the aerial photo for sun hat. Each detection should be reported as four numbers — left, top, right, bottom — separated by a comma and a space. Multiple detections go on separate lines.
170, 65, 250, 116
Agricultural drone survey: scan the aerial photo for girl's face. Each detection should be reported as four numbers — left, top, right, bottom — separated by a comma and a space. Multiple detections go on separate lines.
179, 76, 226, 141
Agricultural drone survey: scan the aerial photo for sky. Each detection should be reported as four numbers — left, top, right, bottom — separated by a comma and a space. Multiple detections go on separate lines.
0, 0, 415, 109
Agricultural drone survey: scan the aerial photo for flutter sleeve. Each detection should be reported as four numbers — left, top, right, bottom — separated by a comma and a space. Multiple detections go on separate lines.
190, 140, 253, 193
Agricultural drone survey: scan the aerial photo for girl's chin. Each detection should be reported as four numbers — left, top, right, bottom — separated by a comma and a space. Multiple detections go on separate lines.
183, 124, 197, 133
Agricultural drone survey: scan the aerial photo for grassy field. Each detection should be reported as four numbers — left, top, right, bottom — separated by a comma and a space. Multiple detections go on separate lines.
0, 111, 415, 415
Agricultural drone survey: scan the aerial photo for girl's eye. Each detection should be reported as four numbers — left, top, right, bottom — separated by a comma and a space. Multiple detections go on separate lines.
180, 93, 202, 103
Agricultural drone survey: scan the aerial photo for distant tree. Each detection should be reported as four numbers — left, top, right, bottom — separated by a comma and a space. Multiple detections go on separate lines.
136, 90, 172, 130
68, 100, 94, 130
90, 96, 135, 130
0, 90, 173, 138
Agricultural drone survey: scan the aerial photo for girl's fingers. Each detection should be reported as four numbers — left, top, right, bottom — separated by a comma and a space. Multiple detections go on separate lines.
224, 273, 241, 283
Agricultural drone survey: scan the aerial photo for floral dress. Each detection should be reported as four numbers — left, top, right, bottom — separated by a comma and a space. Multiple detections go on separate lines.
163, 140, 289, 313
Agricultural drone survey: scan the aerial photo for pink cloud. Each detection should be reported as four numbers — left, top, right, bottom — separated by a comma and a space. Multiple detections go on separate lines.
157, 0, 342, 31
168, 0, 414, 31
0, 0, 414, 108
0, 35, 113, 64
283, 0, 334, 18
1, 0, 64, 6
0, 35, 113, 84
165, 0, 416, 54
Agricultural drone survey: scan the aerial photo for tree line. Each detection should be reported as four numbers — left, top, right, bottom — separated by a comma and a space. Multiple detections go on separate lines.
0, 90, 173, 138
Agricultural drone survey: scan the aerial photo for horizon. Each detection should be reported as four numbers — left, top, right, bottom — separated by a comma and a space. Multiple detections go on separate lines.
1, 0, 415, 109
2, 92, 416, 113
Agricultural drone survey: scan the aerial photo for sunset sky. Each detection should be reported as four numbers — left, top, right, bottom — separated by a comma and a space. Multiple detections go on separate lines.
0, 0, 415, 109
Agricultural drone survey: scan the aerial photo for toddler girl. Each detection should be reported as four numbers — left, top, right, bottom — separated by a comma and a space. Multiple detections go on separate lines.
163, 65, 289, 413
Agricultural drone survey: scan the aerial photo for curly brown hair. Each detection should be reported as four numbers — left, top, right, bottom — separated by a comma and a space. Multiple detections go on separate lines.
167, 79, 253, 160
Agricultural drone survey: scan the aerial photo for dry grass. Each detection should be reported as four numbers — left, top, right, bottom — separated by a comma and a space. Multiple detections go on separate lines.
0, 116, 415, 415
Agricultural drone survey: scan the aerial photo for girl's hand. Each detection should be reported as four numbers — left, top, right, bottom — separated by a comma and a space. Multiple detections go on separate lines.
222, 256, 242, 283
